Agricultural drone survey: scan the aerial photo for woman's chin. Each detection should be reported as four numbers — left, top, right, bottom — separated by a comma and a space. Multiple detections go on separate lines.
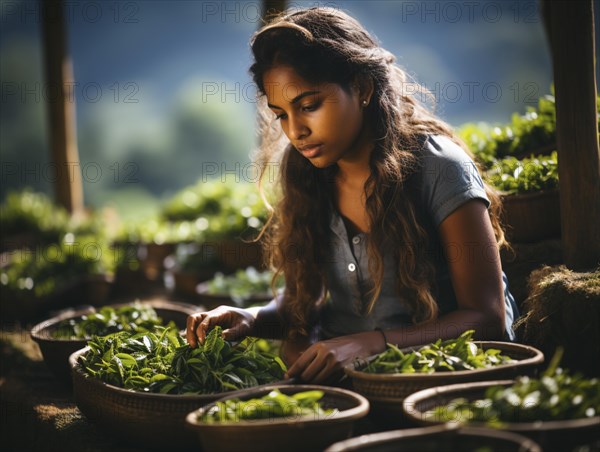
307, 156, 335, 168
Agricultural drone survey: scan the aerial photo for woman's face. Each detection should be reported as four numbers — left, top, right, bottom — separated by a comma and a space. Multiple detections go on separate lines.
263, 65, 372, 168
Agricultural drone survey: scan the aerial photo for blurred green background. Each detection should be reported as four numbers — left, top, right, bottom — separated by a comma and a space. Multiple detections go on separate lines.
1, 0, 573, 219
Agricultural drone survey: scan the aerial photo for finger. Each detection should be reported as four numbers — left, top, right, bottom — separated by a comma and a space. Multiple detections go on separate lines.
286, 347, 317, 380
312, 362, 338, 385
197, 313, 216, 343
186, 315, 202, 348
298, 352, 329, 383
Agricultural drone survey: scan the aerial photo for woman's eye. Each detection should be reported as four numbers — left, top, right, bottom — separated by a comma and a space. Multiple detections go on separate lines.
272, 102, 317, 120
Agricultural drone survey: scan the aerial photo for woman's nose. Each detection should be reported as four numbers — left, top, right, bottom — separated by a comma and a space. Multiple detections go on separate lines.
287, 115, 309, 141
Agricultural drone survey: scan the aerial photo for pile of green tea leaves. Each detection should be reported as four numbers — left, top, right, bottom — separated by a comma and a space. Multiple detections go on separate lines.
199, 389, 337, 423
425, 350, 600, 424
52, 302, 169, 339
362, 330, 515, 374
78, 326, 286, 394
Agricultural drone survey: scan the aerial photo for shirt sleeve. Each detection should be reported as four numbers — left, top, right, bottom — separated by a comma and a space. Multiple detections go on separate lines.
418, 135, 490, 228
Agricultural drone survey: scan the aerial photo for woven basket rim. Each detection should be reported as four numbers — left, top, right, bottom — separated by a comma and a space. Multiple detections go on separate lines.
344, 341, 544, 381
402, 379, 600, 431
185, 383, 370, 429
325, 423, 542, 452
499, 189, 560, 200
70, 346, 234, 402
31, 299, 199, 344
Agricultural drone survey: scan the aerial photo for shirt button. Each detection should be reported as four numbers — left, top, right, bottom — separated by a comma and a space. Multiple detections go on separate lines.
352, 236, 361, 245
348, 263, 356, 272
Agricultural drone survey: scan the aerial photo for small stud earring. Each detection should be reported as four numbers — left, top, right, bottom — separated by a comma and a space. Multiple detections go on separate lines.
362, 100, 368, 107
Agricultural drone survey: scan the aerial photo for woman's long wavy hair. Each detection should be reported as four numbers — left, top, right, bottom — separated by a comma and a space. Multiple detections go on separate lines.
250, 7, 506, 338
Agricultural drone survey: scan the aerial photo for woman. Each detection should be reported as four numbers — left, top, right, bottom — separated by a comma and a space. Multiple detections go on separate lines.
186, 7, 518, 384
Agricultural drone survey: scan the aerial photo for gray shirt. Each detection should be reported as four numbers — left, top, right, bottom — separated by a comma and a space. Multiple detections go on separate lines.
319, 135, 517, 340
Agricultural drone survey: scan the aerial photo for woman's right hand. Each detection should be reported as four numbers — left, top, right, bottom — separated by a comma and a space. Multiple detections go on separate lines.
186, 306, 256, 348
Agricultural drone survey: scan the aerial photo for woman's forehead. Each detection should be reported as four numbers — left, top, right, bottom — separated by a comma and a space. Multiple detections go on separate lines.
263, 66, 340, 106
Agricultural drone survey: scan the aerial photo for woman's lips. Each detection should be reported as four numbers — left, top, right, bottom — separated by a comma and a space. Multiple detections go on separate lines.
298, 144, 322, 158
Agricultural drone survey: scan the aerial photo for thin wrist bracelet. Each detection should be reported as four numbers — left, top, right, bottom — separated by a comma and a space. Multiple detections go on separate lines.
374, 327, 388, 348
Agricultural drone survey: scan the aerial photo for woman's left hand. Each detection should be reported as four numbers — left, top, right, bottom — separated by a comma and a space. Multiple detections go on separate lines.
285, 331, 384, 384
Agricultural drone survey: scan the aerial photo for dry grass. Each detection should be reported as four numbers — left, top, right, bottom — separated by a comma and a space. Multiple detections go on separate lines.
515, 265, 600, 377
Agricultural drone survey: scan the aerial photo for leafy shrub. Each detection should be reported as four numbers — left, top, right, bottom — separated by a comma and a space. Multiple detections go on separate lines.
486, 152, 559, 194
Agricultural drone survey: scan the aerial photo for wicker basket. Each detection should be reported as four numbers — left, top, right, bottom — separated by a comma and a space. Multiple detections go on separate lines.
501, 189, 561, 243
70, 346, 220, 450
344, 341, 544, 416
402, 380, 600, 451
186, 384, 370, 452
31, 300, 199, 384
325, 424, 542, 452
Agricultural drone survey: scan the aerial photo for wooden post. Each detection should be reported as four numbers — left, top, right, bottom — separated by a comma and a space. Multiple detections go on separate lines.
543, 0, 600, 270
41, 0, 84, 215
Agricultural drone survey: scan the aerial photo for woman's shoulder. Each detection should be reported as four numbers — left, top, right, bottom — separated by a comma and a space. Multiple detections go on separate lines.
411, 134, 489, 228
417, 134, 474, 165
412, 134, 481, 183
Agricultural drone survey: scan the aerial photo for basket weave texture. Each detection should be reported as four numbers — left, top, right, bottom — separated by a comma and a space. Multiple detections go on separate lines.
186, 384, 370, 452
325, 424, 542, 452
70, 346, 219, 450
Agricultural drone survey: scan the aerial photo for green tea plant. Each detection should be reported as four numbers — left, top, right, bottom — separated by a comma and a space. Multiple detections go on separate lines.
362, 330, 515, 374
79, 326, 286, 394
161, 180, 267, 240
458, 94, 557, 169
486, 152, 558, 194
0, 236, 115, 299
426, 350, 600, 424
117, 218, 204, 245
52, 302, 170, 339
199, 389, 336, 422
1, 189, 115, 247
0, 189, 70, 245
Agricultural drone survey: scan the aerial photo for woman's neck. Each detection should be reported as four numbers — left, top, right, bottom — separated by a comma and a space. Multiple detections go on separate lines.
335, 141, 374, 188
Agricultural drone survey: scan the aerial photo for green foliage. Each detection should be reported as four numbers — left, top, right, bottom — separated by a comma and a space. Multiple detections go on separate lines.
0, 236, 115, 299
486, 151, 559, 194
160, 180, 268, 240
199, 389, 336, 423
457, 90, 565, 194
52, 302, 171, 339
457, 122, 497, 168
426, 351, 600, 424
79, 326, 286, 394
116, 180, 268, 245
458, 94, 557, 169
0, 189, 114, 245
362, 330, 515, 374
117, 218, 204, 245
0, 190, 121, 304
162, 180, 231, 222
206, 267, 283, 305
506, 95, 556, 157
0, 189, 70, 244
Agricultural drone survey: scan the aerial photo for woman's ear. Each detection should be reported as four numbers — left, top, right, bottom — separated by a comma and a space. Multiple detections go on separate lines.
354, 75, 374, 106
